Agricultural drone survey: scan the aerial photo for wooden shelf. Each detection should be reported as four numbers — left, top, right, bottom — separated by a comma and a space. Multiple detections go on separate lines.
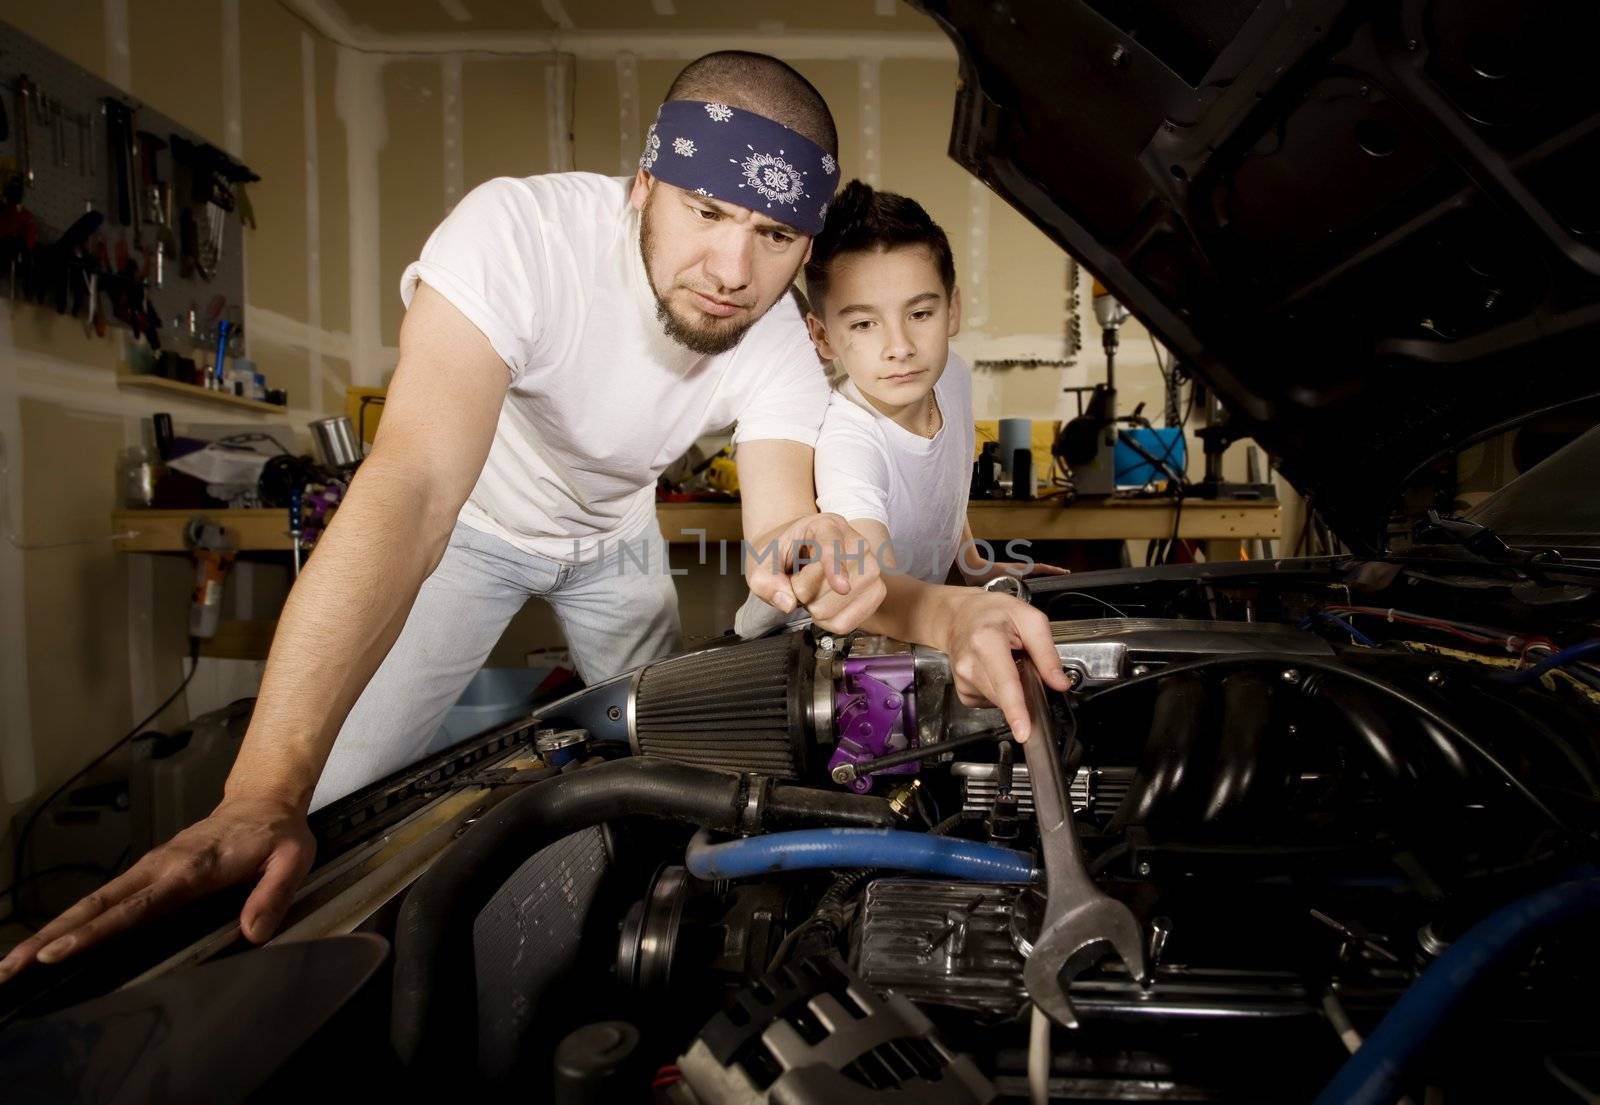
116, 500, 1281, 555
116, 373, 286, 414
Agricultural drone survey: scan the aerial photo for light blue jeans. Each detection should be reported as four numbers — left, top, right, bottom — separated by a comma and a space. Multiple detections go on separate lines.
310, 520, 680, 810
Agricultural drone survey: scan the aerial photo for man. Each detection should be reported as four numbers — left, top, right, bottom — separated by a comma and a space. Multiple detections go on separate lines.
0, 51, 1061, 981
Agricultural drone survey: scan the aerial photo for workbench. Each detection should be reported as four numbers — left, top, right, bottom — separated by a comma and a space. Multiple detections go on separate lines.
114, 498, 1280, 562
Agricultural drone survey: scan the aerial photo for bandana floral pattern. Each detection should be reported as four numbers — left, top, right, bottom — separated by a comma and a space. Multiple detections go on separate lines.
639, 125, 660, 171
640, 100, 839, 234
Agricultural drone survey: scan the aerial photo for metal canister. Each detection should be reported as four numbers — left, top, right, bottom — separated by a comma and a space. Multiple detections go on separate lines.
308, 415, 363, 469
536, 728, 590, 768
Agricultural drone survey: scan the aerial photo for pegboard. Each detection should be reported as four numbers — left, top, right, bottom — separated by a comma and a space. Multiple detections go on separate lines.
0, 16, 250, 356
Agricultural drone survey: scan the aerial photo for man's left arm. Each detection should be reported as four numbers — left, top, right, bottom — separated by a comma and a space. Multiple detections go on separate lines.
735, 439, 885, 633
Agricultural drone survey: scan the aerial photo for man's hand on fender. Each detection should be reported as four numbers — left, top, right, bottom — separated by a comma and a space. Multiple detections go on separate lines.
0, 792, 315, 984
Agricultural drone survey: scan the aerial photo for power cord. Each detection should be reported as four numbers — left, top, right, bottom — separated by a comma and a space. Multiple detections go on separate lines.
8, 637, 202, 927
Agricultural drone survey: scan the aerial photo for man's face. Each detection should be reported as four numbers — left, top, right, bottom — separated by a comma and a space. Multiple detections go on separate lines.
633, 172, 811, 356
809, 245, 960, 411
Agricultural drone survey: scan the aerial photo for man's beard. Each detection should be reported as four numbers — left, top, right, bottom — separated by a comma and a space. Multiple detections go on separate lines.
639, 201, 760, 356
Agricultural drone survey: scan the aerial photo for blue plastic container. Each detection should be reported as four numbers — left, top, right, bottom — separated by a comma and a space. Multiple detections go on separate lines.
423, 667, 547, 758
1115, 427, 1187, 489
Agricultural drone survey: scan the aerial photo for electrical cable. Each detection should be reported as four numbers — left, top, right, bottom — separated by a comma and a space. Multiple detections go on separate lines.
1294, 497, 1318, 557
10, 638, 201, 924
1495, 639, 1600, 687
1323, 606, 1554, 653
1029, 1004, 1052, 1105
1046, 589, 1133, 620
1301, 612, 1378, 647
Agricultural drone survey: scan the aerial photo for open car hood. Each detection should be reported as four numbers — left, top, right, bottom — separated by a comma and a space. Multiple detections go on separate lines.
912, 0, 1600, 553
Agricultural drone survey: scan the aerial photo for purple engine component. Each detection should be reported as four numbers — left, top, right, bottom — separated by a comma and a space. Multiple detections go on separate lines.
827, 654, 918, 794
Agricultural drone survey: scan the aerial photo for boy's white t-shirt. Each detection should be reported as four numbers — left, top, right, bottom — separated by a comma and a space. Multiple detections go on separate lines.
732, 351, 975, 638
815, 351, 977, 584
400, 173, 830, 563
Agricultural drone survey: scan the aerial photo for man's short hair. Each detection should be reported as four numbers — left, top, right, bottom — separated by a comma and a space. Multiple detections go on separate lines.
666, 51, 838, 157
804, 179, 958, 313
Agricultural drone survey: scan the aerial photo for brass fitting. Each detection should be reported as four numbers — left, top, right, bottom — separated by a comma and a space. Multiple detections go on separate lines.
886, 778, 923, 821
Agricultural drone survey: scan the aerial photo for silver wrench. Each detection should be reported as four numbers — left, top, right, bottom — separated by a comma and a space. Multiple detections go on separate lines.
1018, 659, 1148, 1028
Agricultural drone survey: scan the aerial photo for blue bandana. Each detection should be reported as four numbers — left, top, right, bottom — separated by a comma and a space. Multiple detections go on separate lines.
639, 99, 840, 236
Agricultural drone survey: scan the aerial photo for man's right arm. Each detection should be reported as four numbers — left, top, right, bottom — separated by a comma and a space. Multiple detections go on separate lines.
0, 283, 509, 981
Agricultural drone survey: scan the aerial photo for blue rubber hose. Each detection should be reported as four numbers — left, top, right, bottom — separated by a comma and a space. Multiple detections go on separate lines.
1312, 872, 1600, 1105
685, 828, 1039, 883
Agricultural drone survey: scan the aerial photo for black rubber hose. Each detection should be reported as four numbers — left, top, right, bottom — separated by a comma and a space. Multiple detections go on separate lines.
1108, 673, 1207, 831
792, 868, 875, 962
766, 782, 896, 828
392, 760, 756, 1071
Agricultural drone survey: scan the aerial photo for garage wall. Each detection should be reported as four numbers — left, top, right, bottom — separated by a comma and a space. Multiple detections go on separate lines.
328, 19, 1173, 656
0, 4, 1296, 860
0, 1, 352, 862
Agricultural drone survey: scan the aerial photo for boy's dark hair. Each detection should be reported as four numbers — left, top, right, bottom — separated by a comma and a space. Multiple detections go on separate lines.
804, 180, 956, 312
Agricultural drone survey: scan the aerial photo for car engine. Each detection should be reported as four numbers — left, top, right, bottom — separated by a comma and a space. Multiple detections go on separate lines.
368, 566, 1600, 1104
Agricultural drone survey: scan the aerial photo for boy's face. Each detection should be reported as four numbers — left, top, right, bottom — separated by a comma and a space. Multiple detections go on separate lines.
808, 245, 960, 409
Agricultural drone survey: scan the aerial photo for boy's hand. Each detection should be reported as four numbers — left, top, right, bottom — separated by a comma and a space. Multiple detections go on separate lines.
937, 590, 1071, 742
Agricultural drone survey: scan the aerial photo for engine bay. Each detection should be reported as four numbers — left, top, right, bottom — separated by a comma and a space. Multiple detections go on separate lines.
8, 560, 1599, 1104
367, 562, 1599, 1103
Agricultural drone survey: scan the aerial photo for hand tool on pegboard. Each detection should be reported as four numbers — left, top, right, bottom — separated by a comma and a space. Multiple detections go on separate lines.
169, 134, 259, 282
15, 74, 37, 190
103, 97, 135, 229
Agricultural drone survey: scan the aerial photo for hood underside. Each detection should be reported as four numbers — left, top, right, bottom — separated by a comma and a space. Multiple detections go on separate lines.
913, 0, 1600, 552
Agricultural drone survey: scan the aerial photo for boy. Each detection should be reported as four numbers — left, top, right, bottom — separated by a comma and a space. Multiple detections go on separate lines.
737, 180, 1061, 637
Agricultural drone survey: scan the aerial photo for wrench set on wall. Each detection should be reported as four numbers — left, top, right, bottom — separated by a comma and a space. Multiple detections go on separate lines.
0, 19, 258, 366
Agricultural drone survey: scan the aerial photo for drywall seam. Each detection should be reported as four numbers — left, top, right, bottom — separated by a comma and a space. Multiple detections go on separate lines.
222, 0, 244, 157
858, 59, 881, 188
335, 45, 389, 388
0, 306, 36, 802
103, 0, 131, 89
540, 0, 576, 32
545, 54, 575, 172
617, 52, 640, 176
651, 0, 677, 14
437, 0, 472, 21
247, 306, 353, 361
966, 177, 990, 329
302, 31, 326, 417
441, 54, 464, 212
280, 5, 952, 60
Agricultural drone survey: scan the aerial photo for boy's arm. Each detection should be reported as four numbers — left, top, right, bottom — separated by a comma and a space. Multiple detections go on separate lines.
827, 519, 1070, 742
954, 517, 1071, 585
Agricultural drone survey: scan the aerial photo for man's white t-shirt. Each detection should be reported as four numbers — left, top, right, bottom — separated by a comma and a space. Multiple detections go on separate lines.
814, 352, 977, 584
400, 173, 830, 562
